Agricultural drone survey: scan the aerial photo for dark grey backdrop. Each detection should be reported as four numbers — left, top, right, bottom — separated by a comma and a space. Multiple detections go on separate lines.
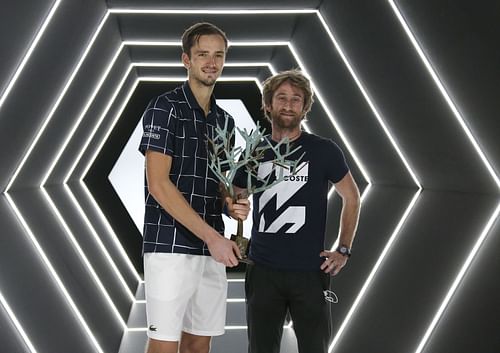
0, 1, 498, 353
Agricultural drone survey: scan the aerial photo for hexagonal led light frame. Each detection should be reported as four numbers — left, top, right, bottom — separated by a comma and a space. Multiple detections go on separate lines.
3, 9, 412, 353
4, 6, 497, 353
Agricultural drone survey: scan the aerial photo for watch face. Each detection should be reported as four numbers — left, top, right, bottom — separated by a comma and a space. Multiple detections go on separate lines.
337, 246, 350, 256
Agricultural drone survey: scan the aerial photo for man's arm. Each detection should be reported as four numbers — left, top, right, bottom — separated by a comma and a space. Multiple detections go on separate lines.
320, 171, 360, 275
146, 150, 241, 267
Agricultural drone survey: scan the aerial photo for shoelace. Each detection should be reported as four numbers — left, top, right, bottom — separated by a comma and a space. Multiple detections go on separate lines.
323, 290, 339, 303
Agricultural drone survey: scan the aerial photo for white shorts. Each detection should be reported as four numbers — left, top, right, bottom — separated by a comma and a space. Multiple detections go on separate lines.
144, 253, 227, 341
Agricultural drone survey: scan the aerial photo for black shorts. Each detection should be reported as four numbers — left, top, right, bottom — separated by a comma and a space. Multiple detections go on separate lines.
245, 263, 332, 353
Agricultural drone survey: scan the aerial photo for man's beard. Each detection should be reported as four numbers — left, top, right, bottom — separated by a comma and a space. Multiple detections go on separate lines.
271, 111, 302, 130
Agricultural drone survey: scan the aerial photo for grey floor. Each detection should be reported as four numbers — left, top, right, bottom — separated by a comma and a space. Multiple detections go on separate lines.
118, 271, 299, 353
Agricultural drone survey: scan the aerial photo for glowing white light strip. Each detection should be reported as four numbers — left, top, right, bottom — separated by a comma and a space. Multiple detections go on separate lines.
225, 326, 249, 330
110, 9, 316, 15
79, 180, 142, 282
78, 77, 142, 179
64, 184, 136, 301
288, 43, 371, 185
230, 41, 290, 47
64, 63, 133, 184
227, 278, 245, 283
5, 11, 110, 192
40, 187, 127, 329
387, 0, 500, 190
227, 298, 245, 303
41, 43, 125, 186
415, 201, 500, 353
329, 189, 422, 352
0, 0, 61, 111
0, 290, 37, 353
126, 327, 148, 332
123, 40, 290, 47
133, 62, 272, 68
122, 40, 178, 46
4, 193, 105, 353
140, 76, 258, 82
316, 12, 421, 188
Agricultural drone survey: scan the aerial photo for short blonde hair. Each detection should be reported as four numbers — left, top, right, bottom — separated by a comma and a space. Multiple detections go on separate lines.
261, 69, 314, 121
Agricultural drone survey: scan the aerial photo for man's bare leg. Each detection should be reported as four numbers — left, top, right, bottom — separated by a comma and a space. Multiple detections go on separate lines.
146, 338, 178, 353
179, 332, 211, 353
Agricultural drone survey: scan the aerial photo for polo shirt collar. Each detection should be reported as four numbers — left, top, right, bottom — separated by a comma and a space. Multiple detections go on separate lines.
182, 81, 218, 117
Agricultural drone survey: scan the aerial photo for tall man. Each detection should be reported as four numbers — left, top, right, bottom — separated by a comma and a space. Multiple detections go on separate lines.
138, 23, 250, 353
234, 70, 360, 353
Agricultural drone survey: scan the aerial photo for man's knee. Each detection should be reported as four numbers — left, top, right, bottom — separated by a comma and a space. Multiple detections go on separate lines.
146, 338, 178, 353
179, 332, 211, 353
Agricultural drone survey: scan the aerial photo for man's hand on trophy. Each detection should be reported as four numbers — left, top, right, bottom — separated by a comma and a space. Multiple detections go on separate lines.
206, 233, 242, 267
225, 196, 251, 220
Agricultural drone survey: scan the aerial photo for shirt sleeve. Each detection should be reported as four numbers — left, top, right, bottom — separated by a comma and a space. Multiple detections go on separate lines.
326, 139, 349, 183
138, 96, 177, 156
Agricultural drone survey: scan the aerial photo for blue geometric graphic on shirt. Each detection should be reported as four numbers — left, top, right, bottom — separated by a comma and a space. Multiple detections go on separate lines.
258, 161, 308, 233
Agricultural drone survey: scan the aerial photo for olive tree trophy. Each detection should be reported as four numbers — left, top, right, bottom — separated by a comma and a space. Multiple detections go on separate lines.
208, 119, 303, 263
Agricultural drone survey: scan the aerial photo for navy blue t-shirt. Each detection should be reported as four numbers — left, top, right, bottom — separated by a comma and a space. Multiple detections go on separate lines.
138, 82, 234, 255
234, 132, 349, 270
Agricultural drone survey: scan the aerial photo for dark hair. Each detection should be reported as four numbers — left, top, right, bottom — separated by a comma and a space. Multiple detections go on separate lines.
181, 22, 228, 57
261, 69, 314, 121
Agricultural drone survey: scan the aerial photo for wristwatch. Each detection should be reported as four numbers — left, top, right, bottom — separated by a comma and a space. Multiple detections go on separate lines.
336, 245, 351, 257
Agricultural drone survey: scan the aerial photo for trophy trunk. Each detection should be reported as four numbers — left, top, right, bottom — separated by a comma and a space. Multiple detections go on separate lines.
230, 194, 252, 264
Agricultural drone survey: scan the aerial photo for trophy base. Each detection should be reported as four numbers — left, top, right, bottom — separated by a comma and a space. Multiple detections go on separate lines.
230, 233, 252, 264
238, 257, 254, 265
